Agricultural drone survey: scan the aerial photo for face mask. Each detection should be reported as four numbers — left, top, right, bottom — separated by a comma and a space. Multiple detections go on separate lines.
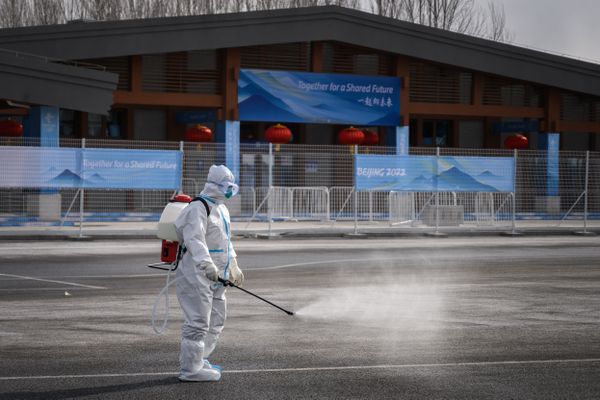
225, 186, 234, 199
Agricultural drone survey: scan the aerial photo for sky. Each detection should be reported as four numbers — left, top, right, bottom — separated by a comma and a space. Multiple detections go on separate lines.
500, 0, 600, 63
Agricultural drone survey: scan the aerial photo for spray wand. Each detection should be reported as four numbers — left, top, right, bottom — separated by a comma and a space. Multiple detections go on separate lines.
218, 277, 294, 316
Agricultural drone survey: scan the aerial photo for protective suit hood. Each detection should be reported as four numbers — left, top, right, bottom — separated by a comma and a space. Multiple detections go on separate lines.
200, 165, 238, 202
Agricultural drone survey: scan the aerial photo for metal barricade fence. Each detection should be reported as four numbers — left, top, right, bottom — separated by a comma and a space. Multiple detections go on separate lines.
254, 187, 293, 220
0, 137, 599, 233
589, 153, 600, 228
291, 187, 330, 221
330, 187, 388, 221
389, 191, 512, 227
237, 187, 256, 218
389, 191, 415, 225
516, 150, 589, 228
555, 151, 589, 228
330, 187, 354, 220
272, 144, 355, 188
74, 138, 179, 223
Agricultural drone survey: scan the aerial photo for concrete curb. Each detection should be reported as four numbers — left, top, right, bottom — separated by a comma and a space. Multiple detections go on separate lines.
0, 227, 597, 241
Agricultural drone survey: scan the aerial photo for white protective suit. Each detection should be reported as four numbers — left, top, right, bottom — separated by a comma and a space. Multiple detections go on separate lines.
173, 165, 243, 382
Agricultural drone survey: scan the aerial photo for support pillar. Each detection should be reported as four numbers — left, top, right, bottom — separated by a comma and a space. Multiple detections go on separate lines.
24, 106, 61, 220
216, 120, 241, 215
386, 125, 409, 154
537, 132, 560, 215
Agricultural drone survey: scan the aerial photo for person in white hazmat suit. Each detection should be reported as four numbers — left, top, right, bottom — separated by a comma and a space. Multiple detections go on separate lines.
174, 165, 244, 382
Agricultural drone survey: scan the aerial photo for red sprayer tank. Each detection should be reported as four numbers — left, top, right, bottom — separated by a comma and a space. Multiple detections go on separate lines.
157, 194, 192, 263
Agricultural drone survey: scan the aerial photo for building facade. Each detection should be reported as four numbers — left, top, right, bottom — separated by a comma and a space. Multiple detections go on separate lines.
1, 6, 599, 151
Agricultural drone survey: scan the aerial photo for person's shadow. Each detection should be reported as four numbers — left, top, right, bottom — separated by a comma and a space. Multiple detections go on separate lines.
3, 377, 182, 399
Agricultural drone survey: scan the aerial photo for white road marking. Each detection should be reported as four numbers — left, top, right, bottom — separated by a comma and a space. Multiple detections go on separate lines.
0, 287, 103, 292
0, 273, 106, 290
245, 257, 398, 271
0, 274, 165, 281
226, 358, 600, 374
60, 274, 164, 279
1, 358, 599, 381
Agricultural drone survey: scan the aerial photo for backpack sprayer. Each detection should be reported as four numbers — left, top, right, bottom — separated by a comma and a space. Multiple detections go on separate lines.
149, 194, 293, 334
149, 194, 193, 271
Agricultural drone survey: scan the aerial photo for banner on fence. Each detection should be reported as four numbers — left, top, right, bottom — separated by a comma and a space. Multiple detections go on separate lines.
355, 154, 515, 192
0, 146, 182, 190
81, 149, 181, 189
238, 69, 401, 126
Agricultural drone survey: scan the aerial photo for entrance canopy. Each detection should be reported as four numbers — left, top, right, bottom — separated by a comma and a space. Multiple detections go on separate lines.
0, 49, 117, 115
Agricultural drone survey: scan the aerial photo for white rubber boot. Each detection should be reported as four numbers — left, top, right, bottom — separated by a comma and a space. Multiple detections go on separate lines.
178, 338, 221, 382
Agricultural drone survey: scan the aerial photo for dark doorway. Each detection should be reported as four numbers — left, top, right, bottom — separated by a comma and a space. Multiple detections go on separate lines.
422, 119, 453, 147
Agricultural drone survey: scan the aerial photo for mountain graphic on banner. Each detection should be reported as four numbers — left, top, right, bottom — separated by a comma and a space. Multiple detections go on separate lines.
408, 174, 436, 190
47, 169, 111, 186
238, 80, 294, 113
88, 173, 106, 183
438, 167, 497, 191
238, 95, 301, 122
478, 170, 500, 179
48, 169, 83, 185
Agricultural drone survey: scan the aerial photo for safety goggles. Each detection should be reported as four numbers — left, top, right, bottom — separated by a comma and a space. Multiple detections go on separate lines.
209, 181, 239, 198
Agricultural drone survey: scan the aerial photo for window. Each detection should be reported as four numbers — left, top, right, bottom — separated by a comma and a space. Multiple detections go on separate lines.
410, 63, 472, 104
482, 76, 543, 107
322, 42, 393, 75
422, 119, 453, 147
142, 51, 221, 94
87, 113, 103, 138
241, 43, 310, 71
59, 109, 79, 138
107, 109, 126, 139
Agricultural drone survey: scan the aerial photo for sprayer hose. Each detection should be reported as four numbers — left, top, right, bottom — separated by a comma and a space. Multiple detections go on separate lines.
151, 270, 225, 335
151, 268, 179, 335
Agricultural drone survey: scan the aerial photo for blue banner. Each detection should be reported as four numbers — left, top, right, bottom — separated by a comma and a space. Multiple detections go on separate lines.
356, 155, 435, 191
0, 147, 78, 188
540, 133, 559, 196
356, 155, 514, 192
224, 120, 240, 182
238, 69, 400, 126
396, 126, 409, 155
82, 149, 181, 189
40, 106, 60, 147
0, 147, 182, 190
437, 156, 515, 192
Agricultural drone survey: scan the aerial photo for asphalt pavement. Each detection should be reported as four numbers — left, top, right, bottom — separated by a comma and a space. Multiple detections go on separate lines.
0, 236, 599, 399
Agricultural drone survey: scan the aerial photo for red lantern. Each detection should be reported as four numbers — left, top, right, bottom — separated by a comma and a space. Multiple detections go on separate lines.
265, 124, 292, 144
338, 127, 365, 145
504, 134, 529, 150
185, 125, 212, 142
0, 119, 23, 137
362, 129, 379, 146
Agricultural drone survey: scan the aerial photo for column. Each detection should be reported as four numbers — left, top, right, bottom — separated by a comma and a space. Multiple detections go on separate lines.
384, 125, 410, 153
24, 106, 61, 220
216, 120, 241, 214
538, 132, 560, 215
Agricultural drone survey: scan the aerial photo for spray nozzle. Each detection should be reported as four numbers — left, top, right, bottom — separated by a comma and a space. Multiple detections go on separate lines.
217, 278, 294, 316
